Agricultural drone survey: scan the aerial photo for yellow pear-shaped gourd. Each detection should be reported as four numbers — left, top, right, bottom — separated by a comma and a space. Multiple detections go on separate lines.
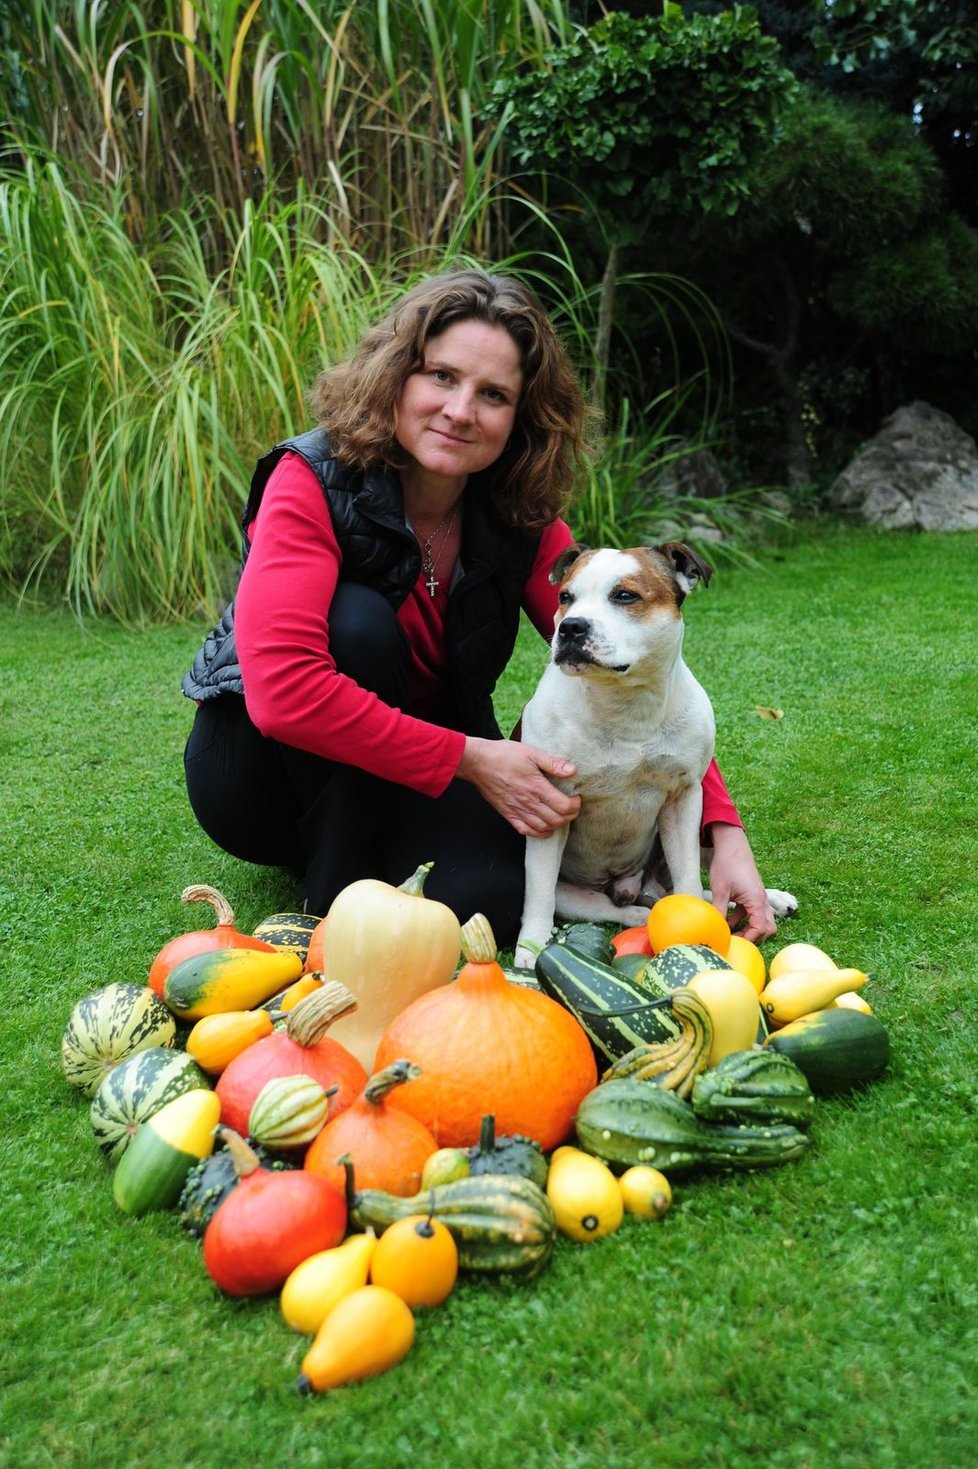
281, 1233, 377, 1335
546, 1145, 623, 1242
760, 968, 867, 1025
297, 1285, 415, 1393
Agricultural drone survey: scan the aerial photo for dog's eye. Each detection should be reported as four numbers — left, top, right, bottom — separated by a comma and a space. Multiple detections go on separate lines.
558, 589, 574, 605
610, 588, 641, 604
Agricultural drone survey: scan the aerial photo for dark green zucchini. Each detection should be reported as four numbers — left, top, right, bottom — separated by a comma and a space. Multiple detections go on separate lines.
557, 922, 615, 965
575, 1079, 811, 1173
534, 942, 682, 1062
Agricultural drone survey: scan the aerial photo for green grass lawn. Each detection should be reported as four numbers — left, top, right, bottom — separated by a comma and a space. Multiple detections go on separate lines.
2, 523, 976, 1469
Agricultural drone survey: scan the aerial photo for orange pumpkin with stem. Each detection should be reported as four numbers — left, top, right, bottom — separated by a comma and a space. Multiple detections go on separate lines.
149, 885, 276, 998
304, 1060, 438, 1197
215, 982, 367, 1136
374, 914, 598, 1150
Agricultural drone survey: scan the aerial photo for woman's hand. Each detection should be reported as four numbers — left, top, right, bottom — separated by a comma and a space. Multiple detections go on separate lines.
458, 737, 581, 838
705, 822, 777, 942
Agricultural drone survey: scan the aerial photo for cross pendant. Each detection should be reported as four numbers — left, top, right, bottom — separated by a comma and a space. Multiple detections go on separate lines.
425, 571, 438, 597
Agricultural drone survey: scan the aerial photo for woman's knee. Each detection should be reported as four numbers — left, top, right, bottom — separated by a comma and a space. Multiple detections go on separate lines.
328, 583, 410, 704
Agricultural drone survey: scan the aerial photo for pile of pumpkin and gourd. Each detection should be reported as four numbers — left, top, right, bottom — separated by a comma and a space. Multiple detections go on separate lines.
60, 864, 890, 1394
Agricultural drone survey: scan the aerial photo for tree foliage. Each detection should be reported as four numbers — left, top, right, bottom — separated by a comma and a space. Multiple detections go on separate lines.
488, 5, 796, 245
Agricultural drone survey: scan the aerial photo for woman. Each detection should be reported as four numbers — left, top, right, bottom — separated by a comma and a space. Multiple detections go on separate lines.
183, 268, 778, 943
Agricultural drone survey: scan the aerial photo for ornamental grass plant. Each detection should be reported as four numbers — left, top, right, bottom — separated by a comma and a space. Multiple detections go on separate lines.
2, 524, 976, 1468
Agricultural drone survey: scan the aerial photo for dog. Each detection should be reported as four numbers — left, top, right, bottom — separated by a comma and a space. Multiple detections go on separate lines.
513, 541, 795, 969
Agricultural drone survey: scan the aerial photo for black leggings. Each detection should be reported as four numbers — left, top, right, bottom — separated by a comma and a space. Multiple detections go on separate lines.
184, 584, 526, 942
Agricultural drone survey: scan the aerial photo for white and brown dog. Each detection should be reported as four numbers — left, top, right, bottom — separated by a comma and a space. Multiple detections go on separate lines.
514, 542, 794, 969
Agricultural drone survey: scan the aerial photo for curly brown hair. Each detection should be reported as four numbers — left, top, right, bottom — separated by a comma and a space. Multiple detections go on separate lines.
308, 268, 595, 529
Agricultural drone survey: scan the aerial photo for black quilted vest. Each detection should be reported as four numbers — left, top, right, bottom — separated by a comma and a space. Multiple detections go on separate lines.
182, 428, 542, 739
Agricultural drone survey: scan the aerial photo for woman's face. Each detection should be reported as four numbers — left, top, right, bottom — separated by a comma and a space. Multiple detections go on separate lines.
394, 318, 523, 498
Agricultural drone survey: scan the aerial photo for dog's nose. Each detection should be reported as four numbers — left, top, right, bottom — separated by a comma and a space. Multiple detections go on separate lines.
557, 617, 590, 645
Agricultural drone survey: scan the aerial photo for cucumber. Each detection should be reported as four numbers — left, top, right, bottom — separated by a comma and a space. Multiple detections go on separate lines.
534, 942, 682, 1062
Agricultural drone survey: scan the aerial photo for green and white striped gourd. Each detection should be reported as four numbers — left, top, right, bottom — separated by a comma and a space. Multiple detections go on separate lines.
61, 982, 176, 1097
90, 1047, 210, 1162
247, 1074, 333, 1149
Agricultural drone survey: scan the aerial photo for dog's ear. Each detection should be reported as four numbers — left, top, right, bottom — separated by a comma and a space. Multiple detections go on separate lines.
655, 541, 713, 597
549, 543, 588, 586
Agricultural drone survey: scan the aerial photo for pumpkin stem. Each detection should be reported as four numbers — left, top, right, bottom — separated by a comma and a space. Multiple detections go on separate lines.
180, 883, 235, 928
476, 1113, 497, 1155
218, 1126, 262, 1177
363, 1059, 422, 1105
398, 861, 435, 898
340, 1154, 359, 1212
459, 913, 498, 964
285, 981, 358, 1046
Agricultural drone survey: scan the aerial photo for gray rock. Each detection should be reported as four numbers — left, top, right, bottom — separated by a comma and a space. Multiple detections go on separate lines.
829, 401, 978, 531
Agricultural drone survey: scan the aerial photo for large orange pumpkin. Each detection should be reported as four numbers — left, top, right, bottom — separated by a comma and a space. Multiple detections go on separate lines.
374, 914, 598, 1150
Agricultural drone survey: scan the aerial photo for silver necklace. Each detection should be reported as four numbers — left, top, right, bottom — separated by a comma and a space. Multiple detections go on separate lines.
418, 503, 460, 597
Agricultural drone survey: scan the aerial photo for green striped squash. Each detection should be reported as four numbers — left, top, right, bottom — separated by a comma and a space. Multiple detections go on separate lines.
252, 912, 322, 965
61, 983, 176, 1097
90, 1047, 210, 1163
640, 943, 734, 996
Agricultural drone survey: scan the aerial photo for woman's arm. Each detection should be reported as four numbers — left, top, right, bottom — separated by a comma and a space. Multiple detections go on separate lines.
234, 454, 465, 796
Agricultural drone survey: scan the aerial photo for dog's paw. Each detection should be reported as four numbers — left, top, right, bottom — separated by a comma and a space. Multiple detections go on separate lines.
513, 944, 538, 971
766, 888, 798, 918
614, 903, 652, 929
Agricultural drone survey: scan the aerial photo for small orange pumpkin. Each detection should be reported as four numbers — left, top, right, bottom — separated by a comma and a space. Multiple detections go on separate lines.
374, 914, 598, 1150
303, 1060, 437, 1196
149, 886, 275, 999
369, 1213, 458, 1308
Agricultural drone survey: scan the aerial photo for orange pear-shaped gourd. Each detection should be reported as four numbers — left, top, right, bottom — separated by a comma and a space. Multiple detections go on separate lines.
374, 914, 597, 1150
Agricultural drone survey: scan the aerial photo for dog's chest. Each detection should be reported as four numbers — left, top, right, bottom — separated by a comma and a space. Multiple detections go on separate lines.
557, 746, 694, 883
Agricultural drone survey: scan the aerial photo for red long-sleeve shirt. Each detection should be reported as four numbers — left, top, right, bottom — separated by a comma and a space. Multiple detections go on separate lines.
234, 452, 741, 827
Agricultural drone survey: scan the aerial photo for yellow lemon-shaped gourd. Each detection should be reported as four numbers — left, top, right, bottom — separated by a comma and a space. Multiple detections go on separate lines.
281, 1232, 377, 1335
547, 1145, 624, 1242
618, 1166, 672, 1220
686, 968, 762, 1066
768, 942, 836, 980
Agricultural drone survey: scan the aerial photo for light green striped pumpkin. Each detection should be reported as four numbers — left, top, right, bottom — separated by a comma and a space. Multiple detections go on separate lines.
61, 983, 176, 1098
247, 1074, 331, 1149
90, 1047, 210, 1163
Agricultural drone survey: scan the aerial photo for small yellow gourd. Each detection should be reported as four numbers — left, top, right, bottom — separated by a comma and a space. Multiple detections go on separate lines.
297, 1285, 415, 1393
280, 1233, 377, 1334
546, 1145, 623, 1243
760, 968, 867, 1025
185, 1009, 274, 1074
618, 1165, 673, 1221
419, 1147, 470, 1190
369, 1213, 459, 1307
